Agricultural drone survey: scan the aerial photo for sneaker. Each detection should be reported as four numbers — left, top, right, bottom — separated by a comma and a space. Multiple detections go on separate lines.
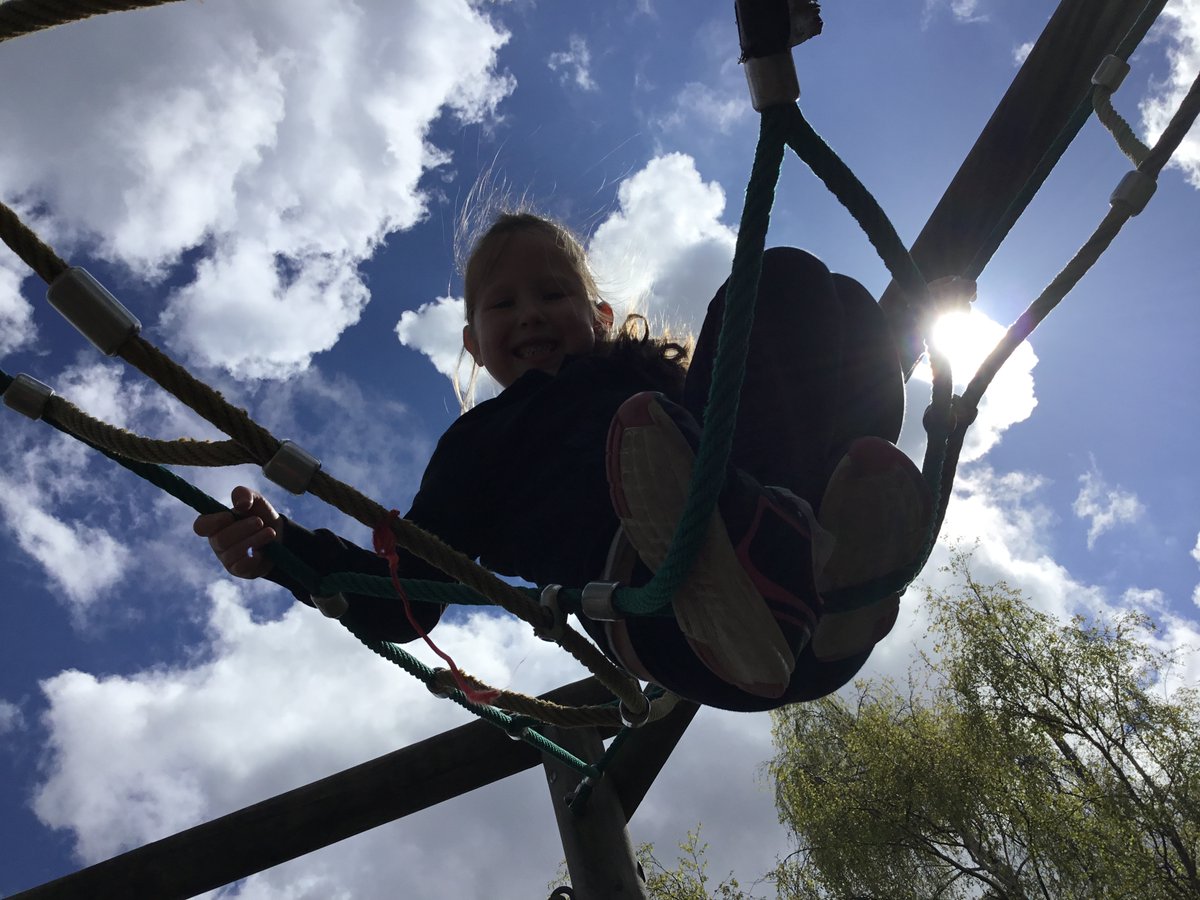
810, 436, 933, 661
606, 392, 823, 698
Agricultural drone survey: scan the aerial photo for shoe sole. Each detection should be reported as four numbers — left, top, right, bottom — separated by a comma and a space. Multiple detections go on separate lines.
812, 437, 930, 660
607, 393, 795, 698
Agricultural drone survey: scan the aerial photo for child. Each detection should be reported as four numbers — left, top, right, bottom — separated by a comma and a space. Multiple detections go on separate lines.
194, 212, 930, 712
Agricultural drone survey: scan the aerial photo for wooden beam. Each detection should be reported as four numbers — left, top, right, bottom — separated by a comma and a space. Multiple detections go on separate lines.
881, 0, 1169, 372
542, 727, 649, 899
10, 678, 615, 900
610, 700, 700, 821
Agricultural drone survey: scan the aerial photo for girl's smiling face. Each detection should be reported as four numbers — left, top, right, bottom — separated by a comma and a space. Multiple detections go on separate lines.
463, 229, 610, 388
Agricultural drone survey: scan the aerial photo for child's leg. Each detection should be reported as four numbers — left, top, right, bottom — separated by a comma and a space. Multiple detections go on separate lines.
825, 273, 904, 454
604, 247, 917, 707
682, 247, 847, 505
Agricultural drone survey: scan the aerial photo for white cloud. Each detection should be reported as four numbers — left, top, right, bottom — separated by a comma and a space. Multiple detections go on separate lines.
1192, 532, 1200, 608
657, 82, 749, 136
395, 295, 501, 406
0, 699, 23, 735
0, 0, 515, 380
0, 476, 130, 612
547, 34, 597, 91
1122, 586, 1167, 612
1013, 41, 1034, 65
1141, 0, 1200, 187
923, 0, 990, 25
0, 252, 36, 356
1073, 465, 1145, 550
588, 153, 737, 333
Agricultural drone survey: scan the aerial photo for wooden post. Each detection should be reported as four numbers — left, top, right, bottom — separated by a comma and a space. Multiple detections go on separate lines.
542, 726, 650, 899
880, 0, 1169, 372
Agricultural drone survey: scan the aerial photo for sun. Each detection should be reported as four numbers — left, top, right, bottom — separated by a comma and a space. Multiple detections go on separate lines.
926, 309, 1007, 387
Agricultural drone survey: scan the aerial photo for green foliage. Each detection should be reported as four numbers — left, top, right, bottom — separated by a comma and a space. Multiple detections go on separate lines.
548, 825, 762, 900
638, 826, 757, 900
768, 551, 1200, 899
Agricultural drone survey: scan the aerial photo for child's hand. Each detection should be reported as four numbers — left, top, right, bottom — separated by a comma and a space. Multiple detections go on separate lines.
193, 486, 282, 579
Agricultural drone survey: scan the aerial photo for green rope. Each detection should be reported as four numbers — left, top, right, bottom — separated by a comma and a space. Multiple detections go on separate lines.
342, 617, 600, 778
612, 105, 787, 615
782, 104, 926, 301
779, 102, 954, 582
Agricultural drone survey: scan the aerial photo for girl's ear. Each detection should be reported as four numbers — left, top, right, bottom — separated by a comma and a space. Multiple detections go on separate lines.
594, 300, 614, 337
462, 325, 480, 363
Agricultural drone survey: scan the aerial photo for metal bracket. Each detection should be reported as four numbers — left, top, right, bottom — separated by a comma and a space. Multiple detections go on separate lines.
311, 593, 348, 619
46, 267, 141, 356
263, 440, 321, 494
2, 373, 55, 420
581, 581, 623, 622
1110, 170, 1156, 216
1092, 54, 1130, 92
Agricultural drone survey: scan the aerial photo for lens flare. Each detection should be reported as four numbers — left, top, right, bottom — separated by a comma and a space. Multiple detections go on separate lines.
928, 309, 1006, 386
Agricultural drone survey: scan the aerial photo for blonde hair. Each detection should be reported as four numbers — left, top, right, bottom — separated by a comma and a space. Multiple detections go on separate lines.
454, 210, 689, 410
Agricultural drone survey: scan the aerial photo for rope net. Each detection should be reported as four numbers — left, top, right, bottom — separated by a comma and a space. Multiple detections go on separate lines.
3, 0, 1197, 736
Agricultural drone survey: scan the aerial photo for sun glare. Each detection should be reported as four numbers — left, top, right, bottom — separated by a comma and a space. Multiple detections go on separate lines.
928, 309, 1005, 386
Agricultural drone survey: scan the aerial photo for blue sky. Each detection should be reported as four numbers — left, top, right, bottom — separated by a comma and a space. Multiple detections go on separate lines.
1, 1, 1198, 897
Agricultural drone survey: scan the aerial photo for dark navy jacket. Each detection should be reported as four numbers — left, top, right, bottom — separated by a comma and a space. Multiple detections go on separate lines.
270, 353, 675, 642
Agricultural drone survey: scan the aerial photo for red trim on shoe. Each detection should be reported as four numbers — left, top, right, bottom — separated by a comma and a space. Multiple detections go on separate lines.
733, 495, 819, 631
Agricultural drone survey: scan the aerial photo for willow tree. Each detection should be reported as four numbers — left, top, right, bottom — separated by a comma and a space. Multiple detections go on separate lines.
768, 555, 1200, 900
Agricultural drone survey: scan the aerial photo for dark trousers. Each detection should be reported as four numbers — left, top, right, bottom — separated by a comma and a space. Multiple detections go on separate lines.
617, 247, 905, 711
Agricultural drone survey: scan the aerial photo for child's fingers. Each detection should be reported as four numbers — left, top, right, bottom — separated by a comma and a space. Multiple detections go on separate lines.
194, 487, 281, 579
230, 485, 258, 512
225, 528, 277, 578
193, 510, 234, 537
215, 521, 277, 576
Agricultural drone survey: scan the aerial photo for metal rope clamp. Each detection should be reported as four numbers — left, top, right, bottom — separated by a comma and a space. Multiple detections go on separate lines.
581, 581, 623, 622
619, 696, 653, 729
503, 715, 534, 741
535, 584, 567, 642
263, 440, 321, 494
311, 592, 348, 619
46, 267, 141, 356
1110, 170, 1157, 217
735, 0, 820, 111
2, 374, 55, 420
1092, 54, 1131, 92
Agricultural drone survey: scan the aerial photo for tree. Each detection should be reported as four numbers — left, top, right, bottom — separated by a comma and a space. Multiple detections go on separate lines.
637, 826, 757, 900
548, 825, 760, 900
768, 552, 1200, 899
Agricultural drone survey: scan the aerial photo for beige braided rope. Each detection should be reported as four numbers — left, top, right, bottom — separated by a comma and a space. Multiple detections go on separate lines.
1093, 88, 1150, 165
0, 0, 183, 43
430, 670, 678, 728
47, 393, 255, 466
119, 338, 285, 464
0, 200, 68, 283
